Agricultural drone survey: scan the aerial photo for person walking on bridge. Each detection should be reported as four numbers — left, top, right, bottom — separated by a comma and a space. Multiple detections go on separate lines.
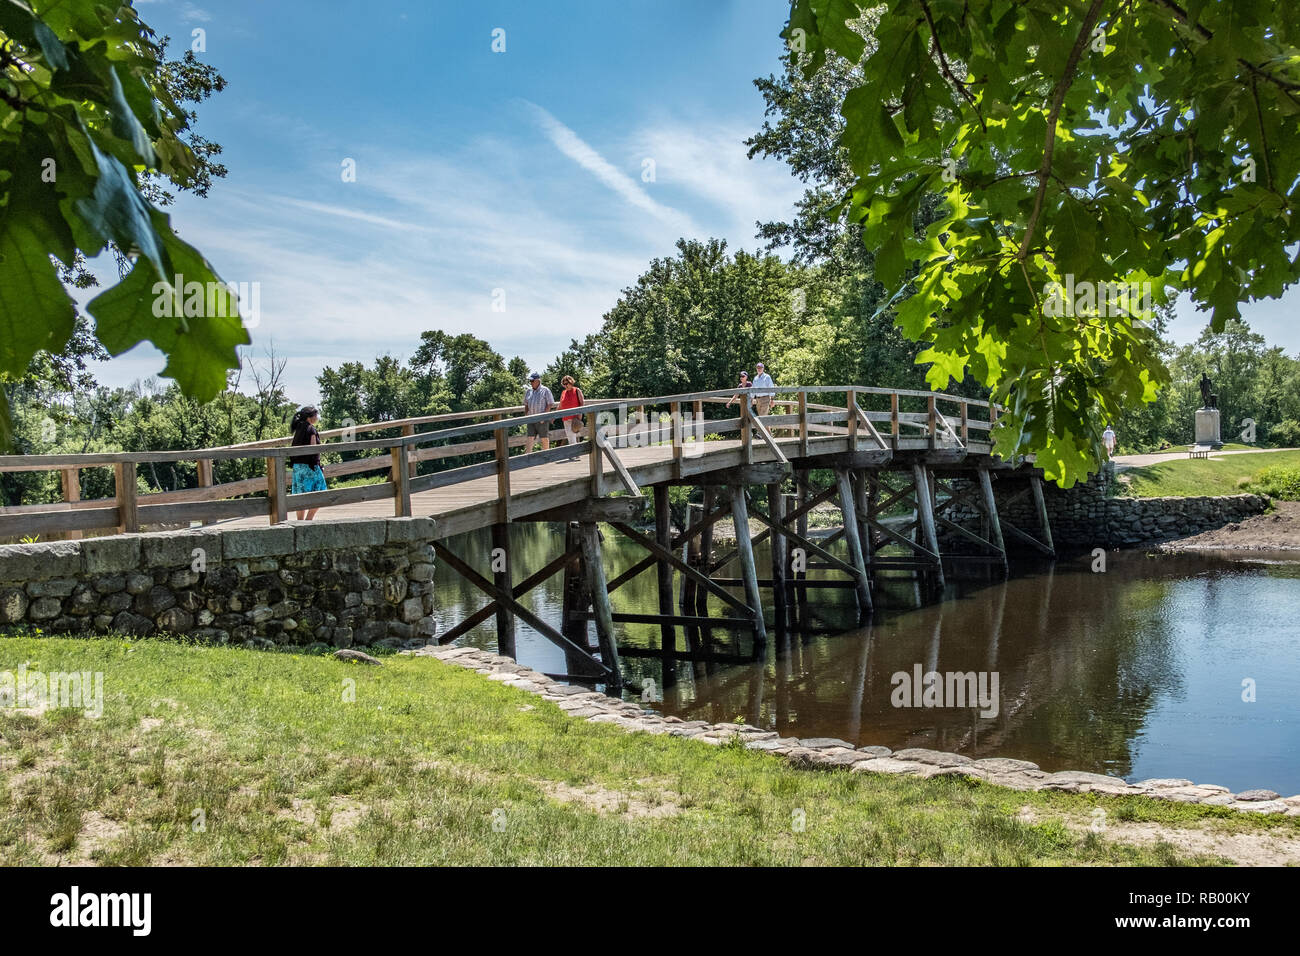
558, 375, 585, 452
524, 372, 556, 453
751, 362, 775, 417
725, 370, 751, 409
289, 406, 326, 520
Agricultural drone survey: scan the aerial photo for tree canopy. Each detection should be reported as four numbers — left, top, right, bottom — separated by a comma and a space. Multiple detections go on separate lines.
785, 0, 1300, 483
0, 0, 245, 445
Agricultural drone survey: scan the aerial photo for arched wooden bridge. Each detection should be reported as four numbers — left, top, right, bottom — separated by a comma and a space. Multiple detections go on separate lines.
0, 386, 1056, 688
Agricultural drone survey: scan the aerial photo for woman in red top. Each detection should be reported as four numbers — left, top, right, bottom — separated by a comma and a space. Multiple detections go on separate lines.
559, 375, 585, 448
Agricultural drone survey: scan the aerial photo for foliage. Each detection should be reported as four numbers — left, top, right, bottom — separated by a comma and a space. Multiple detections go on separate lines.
1252, 465, 1300, 501
0, 0, 246, 445
1120, 449, 1300, 498
783, 0, 1300, 484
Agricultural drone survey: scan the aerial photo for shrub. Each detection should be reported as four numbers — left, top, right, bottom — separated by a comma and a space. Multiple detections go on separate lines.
1253, 466, 1300, 501
1266, 419, 1300, 448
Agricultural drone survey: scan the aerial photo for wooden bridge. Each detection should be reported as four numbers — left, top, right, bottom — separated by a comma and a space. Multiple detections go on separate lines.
0, 386, 1056, 688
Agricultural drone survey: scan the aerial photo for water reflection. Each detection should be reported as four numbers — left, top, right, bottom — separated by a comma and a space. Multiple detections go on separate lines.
435, 524, 1300, 794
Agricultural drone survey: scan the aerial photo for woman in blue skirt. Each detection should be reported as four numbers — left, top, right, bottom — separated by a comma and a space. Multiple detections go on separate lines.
289, 406, 327, 520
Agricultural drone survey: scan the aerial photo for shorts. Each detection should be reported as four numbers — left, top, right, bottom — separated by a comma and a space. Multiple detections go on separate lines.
291, 463, 327, 494
753, 395, 773, 416
527, 420, 552, 439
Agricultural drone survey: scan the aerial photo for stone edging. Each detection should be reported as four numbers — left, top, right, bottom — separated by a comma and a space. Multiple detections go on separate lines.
408, 644, 1300, 817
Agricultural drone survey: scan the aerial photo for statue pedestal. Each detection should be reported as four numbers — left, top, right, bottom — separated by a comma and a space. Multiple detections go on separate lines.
1194, 407, 1222, 450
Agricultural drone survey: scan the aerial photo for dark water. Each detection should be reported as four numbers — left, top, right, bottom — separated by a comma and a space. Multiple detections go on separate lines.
435, 524, 1300, 795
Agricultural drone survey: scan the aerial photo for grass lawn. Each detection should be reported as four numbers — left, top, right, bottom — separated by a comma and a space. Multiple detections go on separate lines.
2, 635, 1296, 866
1120, 449, 1300, 498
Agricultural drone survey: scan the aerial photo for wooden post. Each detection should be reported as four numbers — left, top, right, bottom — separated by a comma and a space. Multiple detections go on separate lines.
196, 457, 213, 527
115, 462, 139, 534
266, 457, 287, 525
927, 395, 937, 449
728, 484, 767, 649
402, 423, 417, 478
654, 485, 676, 681
390, 445, 412, 517
798, 390, 809, 457
852, 469, 872, 571
767, 483, 788, 632
561, 522, 598, 679
491, 522, 516, 658
695, 490, 714, 618
588, 422, 602, 497
960, 402, 969, 446
835, 469, 873, 616
912, 463, 945, 589
795, 470, 809, 629
495, 426, 510, 522
61, 468, 82, 540
1030, 474, 1056, 556
670, 400, 682, 477
977, 468, 1009, 573
890, 392, 900, 448
846, 389, 858, 448
740, 400, 752, 464
579, 522, 621, 687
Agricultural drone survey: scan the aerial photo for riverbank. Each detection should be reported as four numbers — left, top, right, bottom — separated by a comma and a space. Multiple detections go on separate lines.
1159, 500, 1300, 551
3, 635, 1298, 865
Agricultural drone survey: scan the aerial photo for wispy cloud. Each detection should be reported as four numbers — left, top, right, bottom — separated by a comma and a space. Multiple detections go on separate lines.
522, 101, 700, 236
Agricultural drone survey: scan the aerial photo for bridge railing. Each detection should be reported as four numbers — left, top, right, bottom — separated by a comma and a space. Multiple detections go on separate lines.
0, 386, 1000, 541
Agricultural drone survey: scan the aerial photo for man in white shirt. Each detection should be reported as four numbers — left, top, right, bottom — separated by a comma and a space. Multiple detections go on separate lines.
751, 362, 776, 417
1102, 425, 1117, 458
524, 372, 556, 452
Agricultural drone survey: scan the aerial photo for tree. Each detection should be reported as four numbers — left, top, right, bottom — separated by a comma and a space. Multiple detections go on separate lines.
784, 0, 1300, 484
0, 0, 247, 445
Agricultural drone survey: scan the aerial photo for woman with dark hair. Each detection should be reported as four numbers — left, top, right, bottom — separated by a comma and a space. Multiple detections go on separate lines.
289, 406, 326, 520
558, 375, 585, 449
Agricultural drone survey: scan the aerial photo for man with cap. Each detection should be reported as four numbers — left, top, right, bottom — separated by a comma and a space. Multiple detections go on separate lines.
524, 372, 557, 452
751, 361, 776, 417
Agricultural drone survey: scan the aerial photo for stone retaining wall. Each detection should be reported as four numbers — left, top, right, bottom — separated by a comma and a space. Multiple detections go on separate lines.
0, 518, 439, 650
940, 469, 1269, 551
417, 644, 1299, 816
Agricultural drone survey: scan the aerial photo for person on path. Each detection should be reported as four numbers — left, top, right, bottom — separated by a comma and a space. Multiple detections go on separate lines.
524, 372, 556, 452
1103, 425, 1117, 458
288, 406, 326, 520
558, 375, 585, 451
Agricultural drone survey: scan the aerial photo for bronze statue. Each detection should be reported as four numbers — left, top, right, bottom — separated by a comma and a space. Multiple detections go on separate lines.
1199, 372, 1217, 409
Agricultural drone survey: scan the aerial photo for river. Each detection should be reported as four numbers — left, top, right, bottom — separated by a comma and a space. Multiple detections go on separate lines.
434, 523, 1300, 794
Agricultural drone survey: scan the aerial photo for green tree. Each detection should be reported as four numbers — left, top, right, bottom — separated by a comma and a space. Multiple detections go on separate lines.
0, 0, 247, 445
784, 0, 1300, 483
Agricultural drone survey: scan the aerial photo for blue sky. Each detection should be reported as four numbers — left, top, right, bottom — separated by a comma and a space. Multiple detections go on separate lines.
93, 0, 1299, 403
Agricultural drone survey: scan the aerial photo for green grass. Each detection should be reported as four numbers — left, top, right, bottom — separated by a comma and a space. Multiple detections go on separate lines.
1121, 449, 1300, 498
2, 636, 1293, 866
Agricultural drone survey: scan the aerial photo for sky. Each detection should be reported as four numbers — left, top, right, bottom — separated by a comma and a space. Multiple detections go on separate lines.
88, 0, 1299, 404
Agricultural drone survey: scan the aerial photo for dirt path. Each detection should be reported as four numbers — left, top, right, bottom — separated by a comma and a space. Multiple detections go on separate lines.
1161, 501, 1300, 551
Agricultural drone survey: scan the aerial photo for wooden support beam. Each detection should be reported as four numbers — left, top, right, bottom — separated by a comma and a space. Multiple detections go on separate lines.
264, 457, 286, 526
437, 545, 578, 645
609, 521, 756, 617
654, 485, 676, 676
518, 497, 647, 524
494, 427, 510, 522
834, 469, 873, 616
662, 461, 790, 487
434, 541, 611, 677
490, 522, 515, 657
195, 458, 213, 527
579, 523, 621, 686
728, 484, 768, 649
977, 468, 1009, 572
60, 468, 82, 540
595, 432, 641, 496
745, 504, 861, 579
767, 483, 788, 632
695, 488, 715, 620
798, 390, 809, 457
911, 462, 946, 589
1002, 518, 1056, 556
561, 522, 602, 678
1030, 474, 1056, 556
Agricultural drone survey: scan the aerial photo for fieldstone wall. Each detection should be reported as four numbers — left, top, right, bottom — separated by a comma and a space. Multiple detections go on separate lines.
0, 518, 438, 650
939, 469, 1269, 551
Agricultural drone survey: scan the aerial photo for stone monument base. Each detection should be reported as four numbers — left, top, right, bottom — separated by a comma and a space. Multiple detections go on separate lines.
1194, 407, 1222, 450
